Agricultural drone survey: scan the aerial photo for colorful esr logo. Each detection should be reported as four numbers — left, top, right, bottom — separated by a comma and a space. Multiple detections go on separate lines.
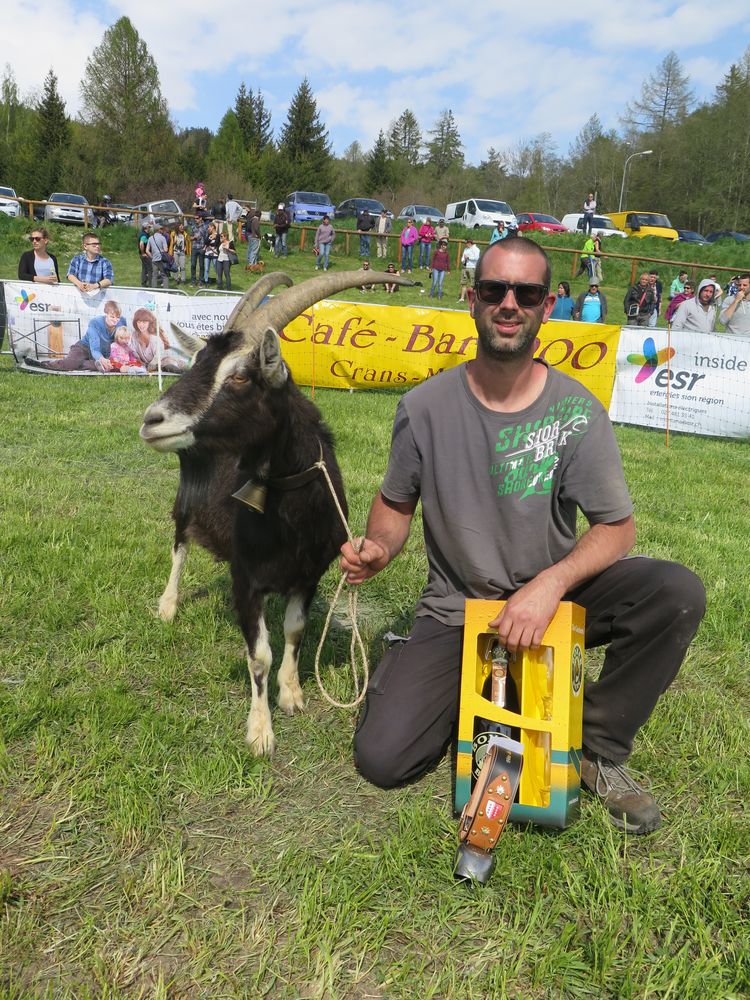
15, 289, 36, 310
627, 337, 676, 383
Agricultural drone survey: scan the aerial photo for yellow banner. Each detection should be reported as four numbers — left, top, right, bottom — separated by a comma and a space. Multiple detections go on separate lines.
280, 300, 619, 408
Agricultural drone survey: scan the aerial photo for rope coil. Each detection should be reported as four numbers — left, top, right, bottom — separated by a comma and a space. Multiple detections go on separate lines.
313, 461, 369, 709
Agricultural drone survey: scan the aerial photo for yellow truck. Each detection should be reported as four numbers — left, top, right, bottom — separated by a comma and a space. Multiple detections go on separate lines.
608, 211, 678, 240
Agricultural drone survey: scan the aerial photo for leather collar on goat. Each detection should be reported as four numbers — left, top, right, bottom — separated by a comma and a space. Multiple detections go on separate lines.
232, 441, 324, 514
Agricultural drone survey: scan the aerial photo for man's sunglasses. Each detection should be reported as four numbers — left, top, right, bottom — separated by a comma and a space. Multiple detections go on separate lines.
474, 280, 549, 308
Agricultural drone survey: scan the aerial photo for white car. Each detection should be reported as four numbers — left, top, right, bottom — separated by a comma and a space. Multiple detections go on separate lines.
44, 192, 90, 225
559, 213, 627, 238
0, 186, 21, 218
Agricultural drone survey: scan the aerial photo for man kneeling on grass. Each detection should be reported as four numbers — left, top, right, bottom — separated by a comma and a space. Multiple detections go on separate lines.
341, 237, 706, 836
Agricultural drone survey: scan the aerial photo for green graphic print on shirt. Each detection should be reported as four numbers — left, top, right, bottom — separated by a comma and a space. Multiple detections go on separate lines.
489, 395, 594, 500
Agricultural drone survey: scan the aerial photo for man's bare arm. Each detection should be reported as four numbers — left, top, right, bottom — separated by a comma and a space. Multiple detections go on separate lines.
490, 515, 636, 651
340, 492, 418, 584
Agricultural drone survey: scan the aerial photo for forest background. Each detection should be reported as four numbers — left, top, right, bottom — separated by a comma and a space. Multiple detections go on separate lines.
1, 17, 749, 235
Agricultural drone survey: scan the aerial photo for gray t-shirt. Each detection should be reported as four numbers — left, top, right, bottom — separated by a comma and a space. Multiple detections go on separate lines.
719, 294, 750, 336
381, 362, 633, 625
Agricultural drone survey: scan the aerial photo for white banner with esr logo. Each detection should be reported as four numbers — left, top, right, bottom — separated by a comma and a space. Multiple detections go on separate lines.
609, 327, 750, 438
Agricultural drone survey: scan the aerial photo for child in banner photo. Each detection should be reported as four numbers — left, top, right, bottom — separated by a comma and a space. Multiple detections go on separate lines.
109, 325, 147, 373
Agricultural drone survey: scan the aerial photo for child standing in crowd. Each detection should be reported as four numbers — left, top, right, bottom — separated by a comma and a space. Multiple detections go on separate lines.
429, 240, 450, 299
109, 326, 147, 373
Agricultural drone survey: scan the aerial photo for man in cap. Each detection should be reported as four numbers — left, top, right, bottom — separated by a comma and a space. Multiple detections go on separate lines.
573, 281, 608, 323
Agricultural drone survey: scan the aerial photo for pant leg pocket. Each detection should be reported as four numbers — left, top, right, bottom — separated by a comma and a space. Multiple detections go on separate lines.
366, 634, 409, 696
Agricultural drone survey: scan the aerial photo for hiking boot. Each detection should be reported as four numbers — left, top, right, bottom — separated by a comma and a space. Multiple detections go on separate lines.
580, 752, 661, 835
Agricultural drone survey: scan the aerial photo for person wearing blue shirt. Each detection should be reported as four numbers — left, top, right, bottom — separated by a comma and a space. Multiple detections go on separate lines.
67, 233, 114, 294
488, 220, 508, 244
573, 282, 608, 323
550, 281, 575, 320
28, 300, 126, 371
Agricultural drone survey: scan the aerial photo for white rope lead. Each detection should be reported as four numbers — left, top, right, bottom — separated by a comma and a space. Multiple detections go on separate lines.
313, 460, 370, 709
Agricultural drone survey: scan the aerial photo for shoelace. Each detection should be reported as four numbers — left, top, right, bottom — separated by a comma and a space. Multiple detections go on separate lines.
594, 758, 646, 798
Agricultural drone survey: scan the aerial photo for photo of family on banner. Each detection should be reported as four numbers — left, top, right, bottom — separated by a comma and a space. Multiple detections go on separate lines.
5, 282, 236, 389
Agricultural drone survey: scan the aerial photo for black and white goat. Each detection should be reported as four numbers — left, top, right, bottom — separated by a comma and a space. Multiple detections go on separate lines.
140, 269, 411, 754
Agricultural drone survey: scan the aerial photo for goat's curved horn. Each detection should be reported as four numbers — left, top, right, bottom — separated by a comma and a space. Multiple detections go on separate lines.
170, 323, 205, 357
225, 272, 294, 331
240, 270, 416, 345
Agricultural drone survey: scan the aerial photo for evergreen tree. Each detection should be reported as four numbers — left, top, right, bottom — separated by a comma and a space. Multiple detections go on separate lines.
388, 109, 421, 165
364, 130, 393, 194
702, 49, 750, 230
475, 147, 507, 191
79, 16, 176, 192
235, 83, 253, 149
208, 110, 246, 168
425, 109, 464, 172
277, 78, 332, 191
176, 127, 212, 183
235, 83, 272, 156
31, 70, 69, 196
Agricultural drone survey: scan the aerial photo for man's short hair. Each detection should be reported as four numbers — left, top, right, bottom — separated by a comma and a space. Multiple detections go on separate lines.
475, 236, 552, 287
739, 272, 750, 282
83, 232, 99, 243
103, 300, 122, 316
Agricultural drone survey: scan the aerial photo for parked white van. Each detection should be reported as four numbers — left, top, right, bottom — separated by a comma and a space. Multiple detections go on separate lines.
559, 213, 627, 238
445, 198, 517, 230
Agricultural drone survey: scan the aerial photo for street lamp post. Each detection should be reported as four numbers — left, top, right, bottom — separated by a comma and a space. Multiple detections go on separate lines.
618, 150, 653, 213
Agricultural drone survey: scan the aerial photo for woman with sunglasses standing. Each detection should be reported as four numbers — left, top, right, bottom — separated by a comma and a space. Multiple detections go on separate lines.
18, 229, 60, 284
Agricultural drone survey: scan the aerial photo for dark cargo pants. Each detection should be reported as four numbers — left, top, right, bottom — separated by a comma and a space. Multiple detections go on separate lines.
354, 557, 706, 788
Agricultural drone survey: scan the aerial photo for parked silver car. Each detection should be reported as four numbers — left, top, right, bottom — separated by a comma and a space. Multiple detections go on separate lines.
44, 193, 90, 225
397, 204, 444, 225
0, 186, 22, 218
132, 199, 183, 228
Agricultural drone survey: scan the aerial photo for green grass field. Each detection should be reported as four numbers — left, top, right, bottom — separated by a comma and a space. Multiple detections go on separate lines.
0, 336, 748, 997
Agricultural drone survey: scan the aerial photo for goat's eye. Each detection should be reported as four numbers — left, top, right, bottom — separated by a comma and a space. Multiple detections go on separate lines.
231, 372, 249, 384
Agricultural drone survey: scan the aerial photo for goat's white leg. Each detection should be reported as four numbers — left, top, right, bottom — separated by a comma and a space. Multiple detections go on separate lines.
158, 541, 189, 621
277, 593, 307, 715
245, 610, 275, 755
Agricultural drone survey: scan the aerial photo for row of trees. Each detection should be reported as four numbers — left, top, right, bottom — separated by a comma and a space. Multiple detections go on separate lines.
1, 19, 748, 234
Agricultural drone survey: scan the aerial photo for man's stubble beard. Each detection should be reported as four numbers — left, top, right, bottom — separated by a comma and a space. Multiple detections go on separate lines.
474, 309, 540, 361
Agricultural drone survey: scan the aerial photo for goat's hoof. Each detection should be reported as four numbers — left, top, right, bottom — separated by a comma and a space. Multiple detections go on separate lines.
278, 684, 306, 716
158, 597, 177, 622
246, 715, 275, 756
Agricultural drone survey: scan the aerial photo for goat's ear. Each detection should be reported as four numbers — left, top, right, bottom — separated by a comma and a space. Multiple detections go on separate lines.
259, 328, 288, 388
170, 323, 206, 358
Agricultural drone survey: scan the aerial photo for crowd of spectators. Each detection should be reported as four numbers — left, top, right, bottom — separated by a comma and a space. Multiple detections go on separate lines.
14, 190, 749, 338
